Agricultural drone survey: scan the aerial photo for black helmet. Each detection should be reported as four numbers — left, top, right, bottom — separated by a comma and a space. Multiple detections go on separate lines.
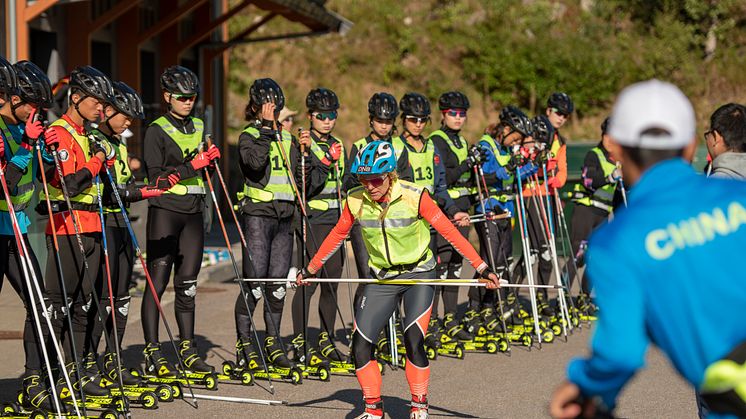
110, 81, 144, 119
69, 66, 114, 102
499, 106, 533, 137
249, 78, 285, 111
14, 61, 53, 108
367, 92, 398, 120
306, 87, 339, 112
160, 65, 199, 95
0, 56, 18, 99
438, 91, 470, 110
531, 115, 555, 145
399, 92, 431, 118
601, 116, 610, 135
547, 92, 574, 115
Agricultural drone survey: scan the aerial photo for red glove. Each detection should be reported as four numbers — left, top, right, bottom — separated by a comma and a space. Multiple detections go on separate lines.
0, 134, 5, 159
190, 151, 210, 171
23, 107, 44, 149
105, 158, 115, 169
320, 142, 342, 166
546, 158, 558, 172
547, 177, 562, 189
43, 128, 60, 152
206, 144, 221, 161
139, 186, 164, 199
152, 171, 181, 190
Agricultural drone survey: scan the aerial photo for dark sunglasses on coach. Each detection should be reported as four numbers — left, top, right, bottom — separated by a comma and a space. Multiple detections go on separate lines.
314, 111, 338, 121
445, 109, 467, 118
405, 116, 429, 124
359, 174, 388, 187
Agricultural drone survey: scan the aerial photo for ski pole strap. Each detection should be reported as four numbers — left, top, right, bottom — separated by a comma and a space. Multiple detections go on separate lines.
700, 341, 746, 416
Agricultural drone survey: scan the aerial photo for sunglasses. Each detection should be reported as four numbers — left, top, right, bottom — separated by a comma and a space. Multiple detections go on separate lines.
405, 116, 429, 124
359, 175, 388, 188
445, 110, 467, 118
314, 111, 338, 121
551, 107, 569, 118
173, 94, 197, 103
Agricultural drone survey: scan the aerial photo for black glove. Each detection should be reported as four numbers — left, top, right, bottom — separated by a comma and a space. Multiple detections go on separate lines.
466, 145, 486, 168
89, 134, 115, 160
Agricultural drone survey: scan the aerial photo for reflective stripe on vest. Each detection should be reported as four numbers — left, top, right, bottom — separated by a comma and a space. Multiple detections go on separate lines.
428, 129, 472, 198
392, 136, 435, 192
150, 116, 205, 195
104, 137, 132, 213
237, 127, 295, 203
479, 134, 514, 203
346, 180, 433, 278
308, 136, 345, 212
0, 117, 34, 211
572, 147, 616, 211
38, 118, 97, 205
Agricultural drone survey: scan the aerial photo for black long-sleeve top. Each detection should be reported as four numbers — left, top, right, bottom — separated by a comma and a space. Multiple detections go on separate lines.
143, 113, 205, 214
342, 134, 414, 193
428, 126, 474, 211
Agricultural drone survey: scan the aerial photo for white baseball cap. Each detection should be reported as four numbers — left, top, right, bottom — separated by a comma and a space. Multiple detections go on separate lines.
608, 79, 696, 150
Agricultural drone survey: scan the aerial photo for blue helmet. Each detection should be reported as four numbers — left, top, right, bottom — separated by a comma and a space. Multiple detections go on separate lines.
351, 141, 396, 175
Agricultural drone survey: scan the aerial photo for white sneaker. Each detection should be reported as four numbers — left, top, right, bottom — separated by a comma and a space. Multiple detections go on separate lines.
354, 412, 383, 419
410, 410, 429, 419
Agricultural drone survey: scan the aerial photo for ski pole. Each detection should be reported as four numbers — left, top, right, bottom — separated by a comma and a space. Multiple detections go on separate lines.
100, 166, 199, 406
515, 168, 543, 347
35, 145, 87, 417
0, 155, 68, 418
618, 163, 628, 208
243, 277, 559, 288
300, 137, 309, 365
189, 393, 287, 405
49, 149, 131, 417
202, 138, 275, 393
334, 158, 355, 346
473, 164, 511, 352
94, 175, 129, 404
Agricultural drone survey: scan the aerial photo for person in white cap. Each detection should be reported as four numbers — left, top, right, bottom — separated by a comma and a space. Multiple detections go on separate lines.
549, 80, 746, 419
278, 106, 298, 132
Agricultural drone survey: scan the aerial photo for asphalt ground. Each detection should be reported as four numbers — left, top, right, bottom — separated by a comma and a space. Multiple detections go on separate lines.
0, 243, 697, 418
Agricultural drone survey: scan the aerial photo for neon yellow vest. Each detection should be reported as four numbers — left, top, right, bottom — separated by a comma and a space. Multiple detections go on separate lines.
104, 136, 132, 214
236, 127, 295, 203
346, 180, 435, 279
572, 147, 616, 211
38, 118, 97, 205
150, 116, 205, 195
428, 129, 473, 199
0, 118, 34, 211
479, 134, 514, 203
308, 136, 345, 212
392, 135, 435, 193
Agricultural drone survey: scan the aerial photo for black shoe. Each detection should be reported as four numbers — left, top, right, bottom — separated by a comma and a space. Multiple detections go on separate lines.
143, 343, 176, 377
103, 352, 141, 386
179, 339, 214, 373
461, 309, 482, 334
443, 313, 472, 341
22, 372, 54, 410
318, 332, 345, 362
236, 338, 261, 371
67, 358, 111, 397
264, 336, 292, 368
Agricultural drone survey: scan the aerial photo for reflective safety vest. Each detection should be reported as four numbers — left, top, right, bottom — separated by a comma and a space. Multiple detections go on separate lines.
236, 127, 295, 204
392, 135, 435, 192
0, 117, 34, 211
428, 129, 473, 199
571, 147, 616, 213
39, 118, 97, 206
346, 180, 435, 279
479, 134, 514, 203
700, 341, 746, 416
150, 116, 205, 195
104, 136, 132, 213
308, 136, 345, 212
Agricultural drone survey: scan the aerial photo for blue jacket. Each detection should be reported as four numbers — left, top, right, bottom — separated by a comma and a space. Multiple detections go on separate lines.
476, 139, 537, 215
0, 123, 35, 235
567, 159, 746, 418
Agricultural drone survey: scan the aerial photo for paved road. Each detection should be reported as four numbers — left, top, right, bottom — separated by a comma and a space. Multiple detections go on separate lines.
0, 257, 696, 418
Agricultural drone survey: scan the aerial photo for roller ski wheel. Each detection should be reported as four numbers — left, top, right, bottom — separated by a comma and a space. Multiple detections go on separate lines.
204, 373, 218, 391
137, 391, 159, 410
170, 383, 183, 399
221, 360, 235, 376
98, 409, 119, 419
521, 333, 533, 347
542, 330, 555, 344
497, 337, 509, 353
290, 368, 303, 385
426, 345, 438, 360
154, 384, 174, 402
455, 344, 465, 359
551, 322, 563, 337
239, 370, 254, 386
571, 315, 581, 327
318, 366, 331, 382
486, 341, 499, 354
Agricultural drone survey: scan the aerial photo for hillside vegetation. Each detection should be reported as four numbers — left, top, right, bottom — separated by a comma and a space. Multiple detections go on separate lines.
226, 0, 746, 145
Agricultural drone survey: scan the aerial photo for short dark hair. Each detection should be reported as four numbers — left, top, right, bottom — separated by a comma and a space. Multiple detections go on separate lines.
621, 145, 684, 169
710, 103, 746, 152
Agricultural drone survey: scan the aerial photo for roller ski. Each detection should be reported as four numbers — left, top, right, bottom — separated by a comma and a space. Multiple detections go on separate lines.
99, 352, 174, 403
442, 312, 473, 342
289, 334, 331, 382
575, 293, 598, 322
1, 402, 120, 419
222, 337, 303, 385
374, 326, 407, 369
424, 319, 465, 360
317, 332, 356, 376
132, 343, 218, 393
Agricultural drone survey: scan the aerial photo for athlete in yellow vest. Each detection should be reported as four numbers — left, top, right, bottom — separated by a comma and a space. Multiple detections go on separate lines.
296, 141, 500, 419
290, 87, 347, 363
232, 78, 311, 371
87, 81, 176, 388
566, 117, 621, 296
427, 91, 482, 341
0, 58, 57, 410
142, 65, 219, 375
